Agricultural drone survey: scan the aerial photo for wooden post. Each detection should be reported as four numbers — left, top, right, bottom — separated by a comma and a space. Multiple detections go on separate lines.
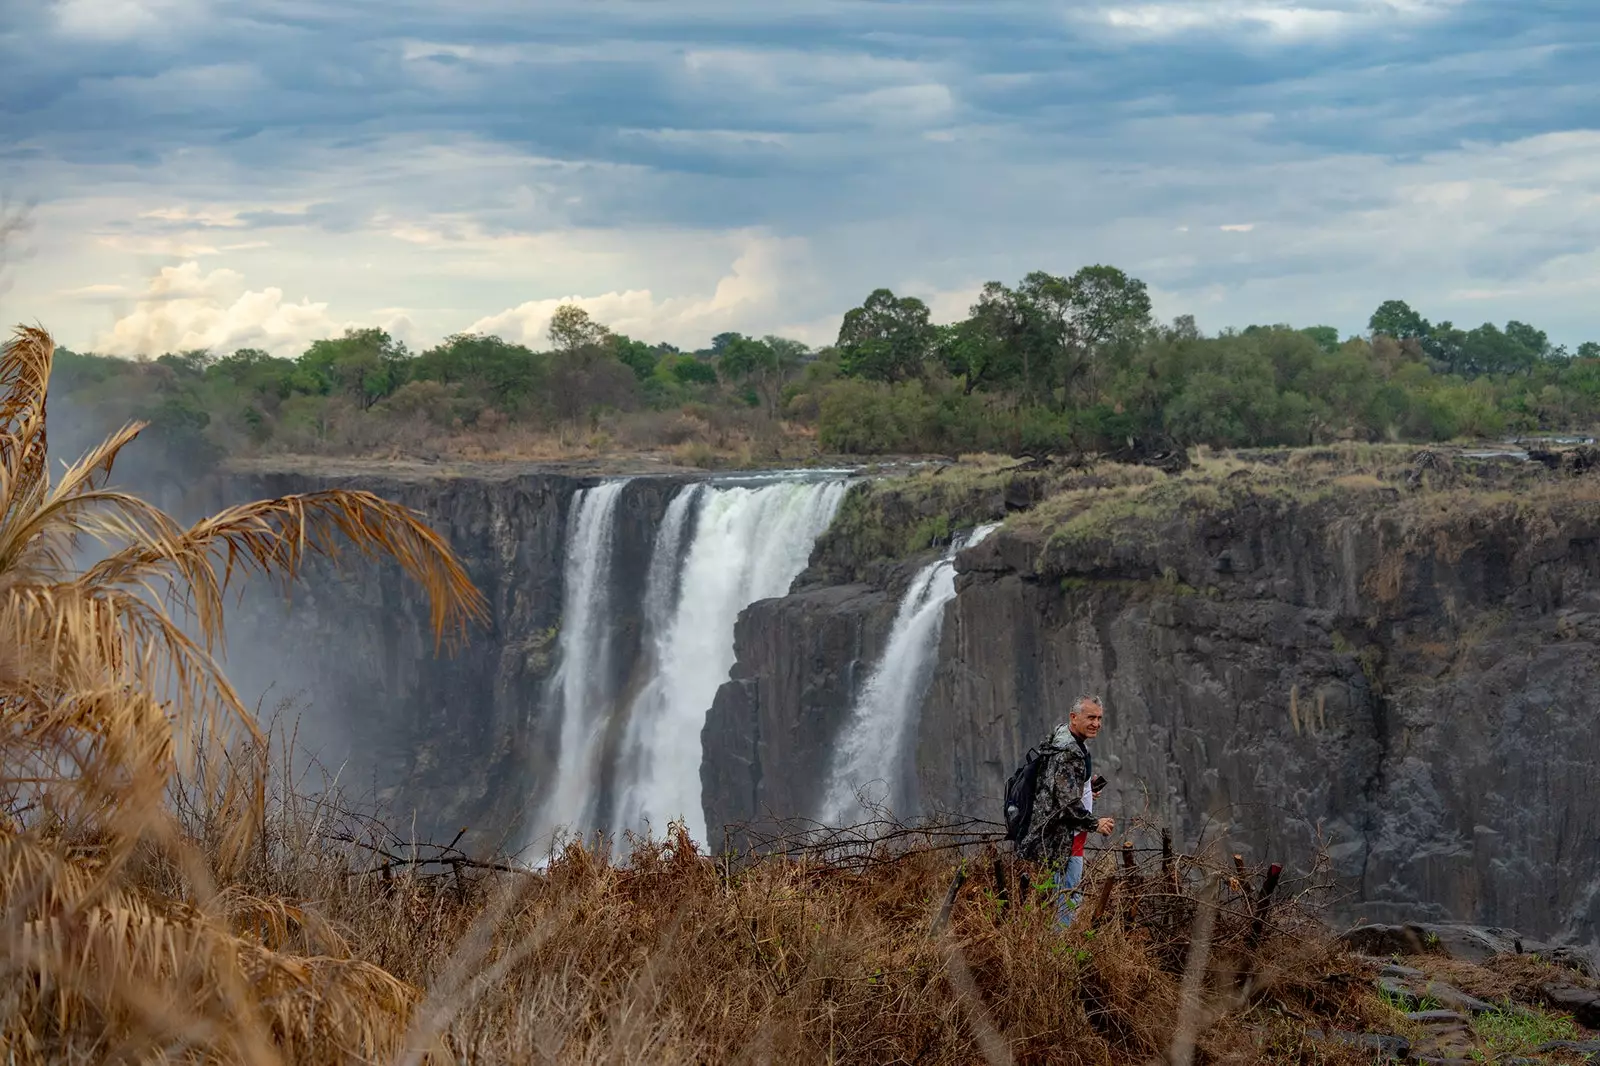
929, 864, 968, 936
1232, 853, 1254, 914
990, 848, 1009, 919
1088, 868, 1118, 927
1247, 862, 1283, 948
1121, 841, 1140, 919
1162, 828, 1175, 884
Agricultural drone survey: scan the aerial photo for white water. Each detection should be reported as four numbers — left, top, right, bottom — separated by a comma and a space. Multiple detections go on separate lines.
604, 484, 702, 831
529, 480, 630, 845
612, 478, 848, 843
817, 522, 1001, 826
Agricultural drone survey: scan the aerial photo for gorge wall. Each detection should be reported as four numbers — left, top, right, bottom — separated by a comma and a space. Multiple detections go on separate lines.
705, 460, 1600, 943
194, 454, 1600, 943
197, 464, 691, 848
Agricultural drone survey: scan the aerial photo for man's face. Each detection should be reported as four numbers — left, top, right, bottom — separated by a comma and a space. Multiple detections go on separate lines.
1070, 701, 1105, 739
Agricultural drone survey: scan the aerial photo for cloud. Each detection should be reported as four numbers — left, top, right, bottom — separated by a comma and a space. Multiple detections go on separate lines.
467, 235, 819, 349
5, 0, 1598, 356
52, 0, 205, 39
93, 262, 344, 358
1080, 0, 1464, 40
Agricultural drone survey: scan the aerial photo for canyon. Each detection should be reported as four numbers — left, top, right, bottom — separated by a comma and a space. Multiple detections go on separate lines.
196, 450, 1600, 942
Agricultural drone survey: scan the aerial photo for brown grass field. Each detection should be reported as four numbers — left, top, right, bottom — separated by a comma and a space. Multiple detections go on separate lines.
4, 325, 1595, 1064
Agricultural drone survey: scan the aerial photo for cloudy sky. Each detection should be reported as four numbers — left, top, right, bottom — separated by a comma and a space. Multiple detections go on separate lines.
1, 0, 1596, 358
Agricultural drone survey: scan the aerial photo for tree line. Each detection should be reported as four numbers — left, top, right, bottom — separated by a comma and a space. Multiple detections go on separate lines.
51, 266, 1600, 470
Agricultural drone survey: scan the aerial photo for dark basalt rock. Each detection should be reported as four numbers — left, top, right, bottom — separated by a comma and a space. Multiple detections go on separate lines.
1542, 984, 1600, 1029
706, 483, 1600, 942
1306, 1029, 1409, 1060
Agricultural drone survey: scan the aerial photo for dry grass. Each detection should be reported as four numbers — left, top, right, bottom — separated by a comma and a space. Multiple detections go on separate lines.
0, 325, 486, 1065
119, 750, 1397, 1066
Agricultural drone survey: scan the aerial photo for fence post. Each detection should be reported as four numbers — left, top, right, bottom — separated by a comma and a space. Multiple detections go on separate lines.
929, 863, 968, 936
1247, 862, 1283, 948
989, 845, 1009, 919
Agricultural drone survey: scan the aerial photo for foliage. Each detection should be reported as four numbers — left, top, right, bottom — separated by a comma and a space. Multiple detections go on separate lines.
41, 272, 1600, 466
836, 288, 937, 383
1473, 1006, 1581, 1056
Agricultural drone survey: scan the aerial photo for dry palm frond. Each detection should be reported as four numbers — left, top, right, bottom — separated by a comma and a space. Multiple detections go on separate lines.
0, 325, 484, 1064
81, 488, 489, 652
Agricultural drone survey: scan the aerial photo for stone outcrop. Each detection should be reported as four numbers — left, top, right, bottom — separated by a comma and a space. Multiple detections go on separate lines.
705, 471, 1600, 942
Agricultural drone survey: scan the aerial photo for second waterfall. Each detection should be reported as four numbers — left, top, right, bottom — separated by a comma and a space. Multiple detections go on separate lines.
528, 475, 848, 851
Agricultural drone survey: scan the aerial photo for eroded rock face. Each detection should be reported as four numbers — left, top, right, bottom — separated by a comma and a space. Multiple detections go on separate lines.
198, 469, 688, 848
706, 488, 1600, 941
701, 582, 896, 844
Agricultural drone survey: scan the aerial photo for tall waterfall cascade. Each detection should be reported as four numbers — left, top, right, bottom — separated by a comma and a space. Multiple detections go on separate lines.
530, 475, 848, 852
528, 480, 631, 847
817, 522, 1001, 826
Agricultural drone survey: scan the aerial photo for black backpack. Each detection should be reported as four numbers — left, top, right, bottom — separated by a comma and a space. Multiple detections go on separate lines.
1003, 741, 1061, 847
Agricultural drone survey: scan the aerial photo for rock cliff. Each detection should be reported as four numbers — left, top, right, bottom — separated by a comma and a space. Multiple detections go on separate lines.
188, 450, 1599, 941
704, 454, 1600, 942
194, 464, 691, 848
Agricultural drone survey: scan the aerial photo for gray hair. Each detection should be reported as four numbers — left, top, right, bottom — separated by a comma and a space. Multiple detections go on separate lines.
1071, 694, 1103, 715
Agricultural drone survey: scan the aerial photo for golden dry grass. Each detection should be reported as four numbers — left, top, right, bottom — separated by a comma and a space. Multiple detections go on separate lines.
130, 759, 1398, 1066
0, 325, 485, 1064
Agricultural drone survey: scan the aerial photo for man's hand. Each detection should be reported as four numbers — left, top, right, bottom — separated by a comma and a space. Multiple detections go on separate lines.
1096, 817, 1115, 836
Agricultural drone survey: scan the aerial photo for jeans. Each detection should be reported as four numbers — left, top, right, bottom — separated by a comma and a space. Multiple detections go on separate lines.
1052, 854, 1086, 928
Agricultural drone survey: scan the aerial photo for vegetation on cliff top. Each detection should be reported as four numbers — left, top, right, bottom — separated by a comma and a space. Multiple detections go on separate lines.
51, 270, 1600, 478
995, 442, 1600, 601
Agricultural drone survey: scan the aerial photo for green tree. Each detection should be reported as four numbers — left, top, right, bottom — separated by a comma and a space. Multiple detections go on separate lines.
412, 333, 544, 412
1300, 326, 1340, 354
1504, 320, 1549, 362
938, 282, 1031, 395
549, 304, 610, 356
610, 335, 661, 382
1016, 265, 1152, 406
719, 334, 807, 417
1369, 300, 1431, 340
300, 328, 409, 410
836, 289, 935, 383
155, 349, 215, 380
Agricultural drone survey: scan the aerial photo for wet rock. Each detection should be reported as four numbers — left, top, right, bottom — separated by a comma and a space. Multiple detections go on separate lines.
1342, 922, 1532, 962
1306, 1029, 1409, 1060
1405, 1010, 1471, 1024
1535, 1039, 1600, 1053
1378, 975, 1495, 1014
1535, 944, 1600, 977
1542, 984, 1600, 1028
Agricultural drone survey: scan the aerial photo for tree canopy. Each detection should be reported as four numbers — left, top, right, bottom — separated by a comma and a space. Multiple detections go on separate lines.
42, 271, 1600, 467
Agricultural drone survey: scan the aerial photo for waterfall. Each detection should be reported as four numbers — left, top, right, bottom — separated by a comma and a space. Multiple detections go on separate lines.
603, 484, 702, 831
611, 477, 848, 844
817, 522, 1001, 826
529, 480, 630, 845
641, 484, 702, 637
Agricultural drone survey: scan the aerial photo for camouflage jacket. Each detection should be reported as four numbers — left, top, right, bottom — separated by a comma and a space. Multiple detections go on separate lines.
1018, 735, 1098, 862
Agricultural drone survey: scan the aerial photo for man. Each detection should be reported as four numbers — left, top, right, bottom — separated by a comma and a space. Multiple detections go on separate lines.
1020, 695, 1115, 927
